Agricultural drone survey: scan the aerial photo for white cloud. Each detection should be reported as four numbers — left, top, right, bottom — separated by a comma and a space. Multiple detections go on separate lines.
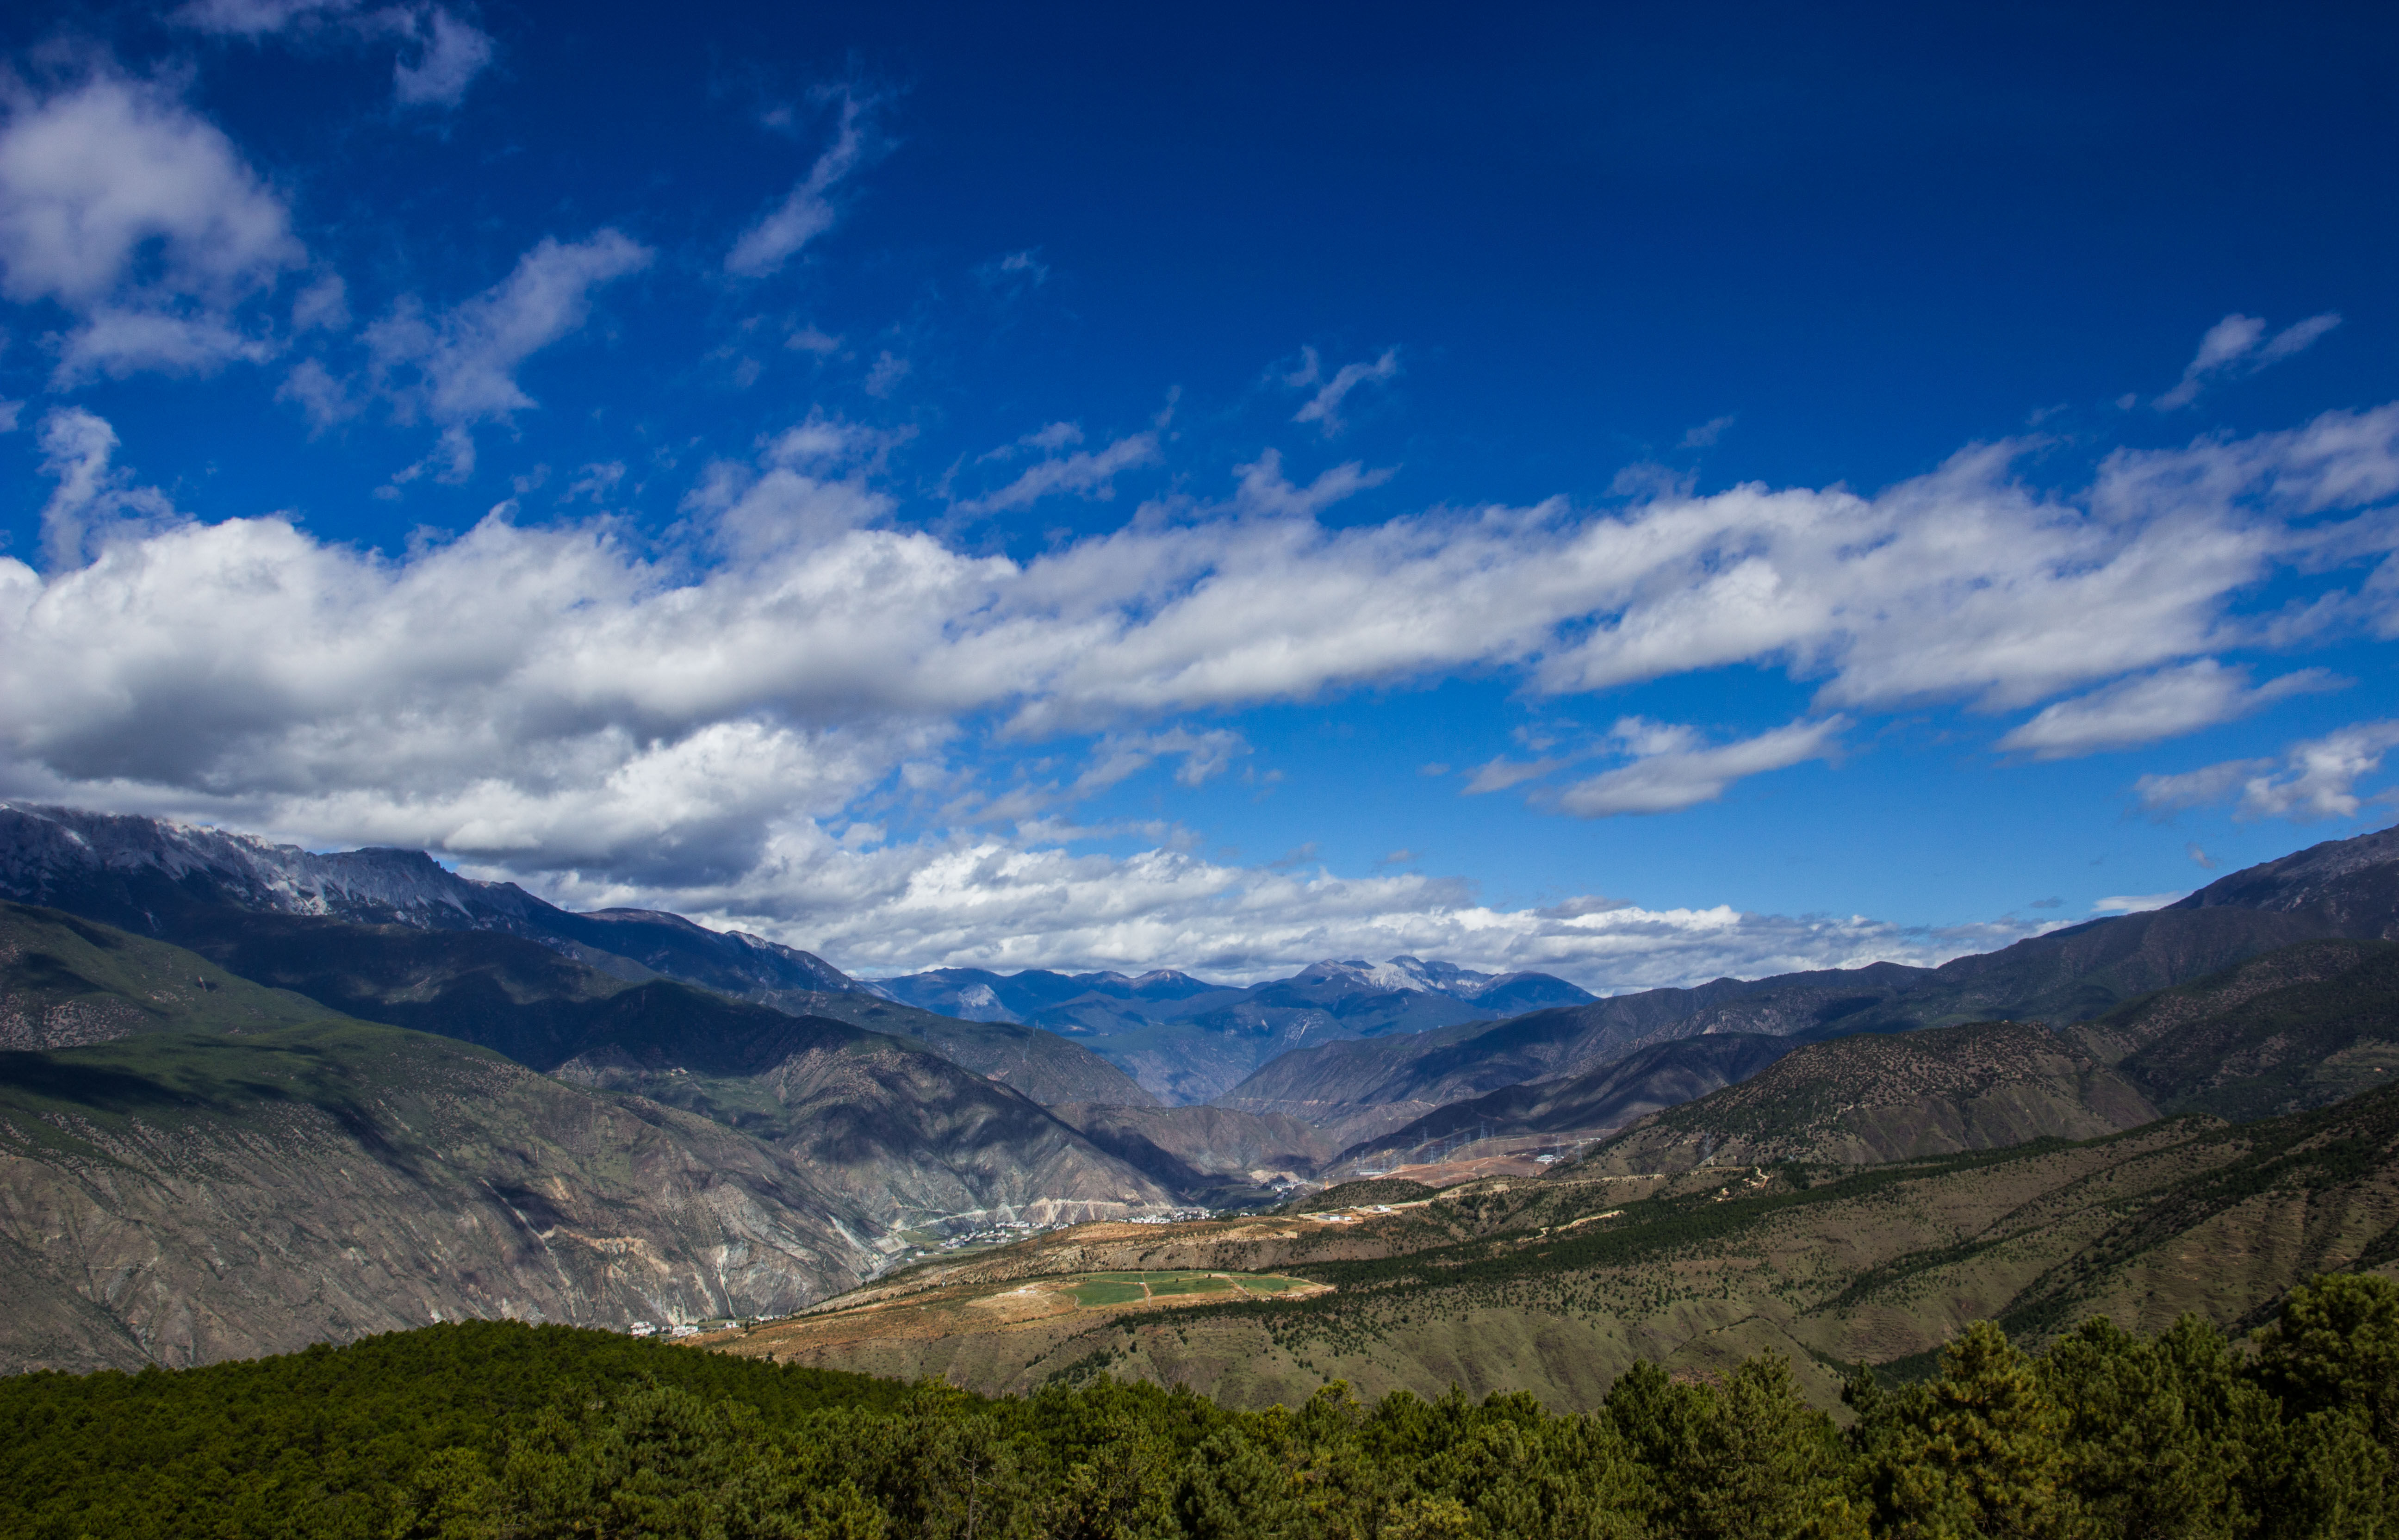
2092, 891, 2189, 914
953, 431, 1160, 514
174, 0, 494, 109
501, 824, 2048, 990
0, 73, 303, 382
277, 356, 357, 428
979, 248, 1048, 286
1100, 728, 1248, 790
362, 230, 651, 469
1996, 659, 2341, 759
2137, 719, 2399, 822
2155, 310, 2341, 410
1463, 756, 1568, 795
34, 407, 180, 567
1291, 346, 1400, 436
0, 404, 2397, 970
727, 95, 865, 278
391, 7, 496, 107
1550, 716, 1845, 817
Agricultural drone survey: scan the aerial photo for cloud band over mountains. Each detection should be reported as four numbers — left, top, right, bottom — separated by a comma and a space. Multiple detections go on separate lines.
3, 398, 2397, 982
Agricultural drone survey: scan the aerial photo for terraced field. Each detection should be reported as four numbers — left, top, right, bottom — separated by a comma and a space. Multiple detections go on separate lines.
705, 1266, 1330, 1391
700, 1080, 2399, 1411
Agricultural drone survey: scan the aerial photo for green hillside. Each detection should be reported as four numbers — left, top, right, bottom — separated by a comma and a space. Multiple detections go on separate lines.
0, 900, 362, 1048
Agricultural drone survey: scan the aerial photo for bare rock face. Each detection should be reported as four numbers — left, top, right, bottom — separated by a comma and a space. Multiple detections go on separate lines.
0, 1024, 884, 1374
0, 898, 1182, 1372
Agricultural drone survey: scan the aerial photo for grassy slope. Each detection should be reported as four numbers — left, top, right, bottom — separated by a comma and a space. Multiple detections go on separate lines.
0, 901, 360, 1049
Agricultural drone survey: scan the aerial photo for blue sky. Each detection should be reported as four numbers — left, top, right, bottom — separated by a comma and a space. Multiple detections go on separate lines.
0, 0, 2395, 988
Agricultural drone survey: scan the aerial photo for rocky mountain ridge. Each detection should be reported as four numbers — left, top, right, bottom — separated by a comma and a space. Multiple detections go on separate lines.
1209, 825, 2399, 1138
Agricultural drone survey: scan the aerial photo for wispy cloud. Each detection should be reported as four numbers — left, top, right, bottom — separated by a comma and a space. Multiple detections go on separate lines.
2092, 891, 2189, 913
360, 230, 653, 479
1678, 414, 1736, 449
173, 0, 496, 108
2137, 719, 2399, 822
952, 430, 1160, 514
34, 407, 180, 567
1997, 659, 2341, 759
2155, 311, 2341, 410
1287, 346, 1400, 436
1549, 716, 1845, 817
727, 93, 868, 279
390, 7, 496, 107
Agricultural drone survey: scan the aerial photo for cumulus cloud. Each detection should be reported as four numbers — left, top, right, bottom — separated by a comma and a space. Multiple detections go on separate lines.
2155, 311, 2341, 410
727, 94, 866, 278
362, 230, 652, 475
0, 72, 303, 381
3, 404, 2399, 973
1996, 658, 2341, 759
2137, 719, 2399, 822
507, 824, 2046, 989
1549, 716, 1845, 817
1288, 346, 1400, 436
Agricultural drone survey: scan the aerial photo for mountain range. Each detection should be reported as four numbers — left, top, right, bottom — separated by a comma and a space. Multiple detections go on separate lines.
2, 797, 2396, 1378
866, 956, 1597, 1103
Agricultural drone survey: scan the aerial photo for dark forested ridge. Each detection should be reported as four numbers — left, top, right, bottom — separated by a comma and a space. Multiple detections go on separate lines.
3, 1276, 2393, 1539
